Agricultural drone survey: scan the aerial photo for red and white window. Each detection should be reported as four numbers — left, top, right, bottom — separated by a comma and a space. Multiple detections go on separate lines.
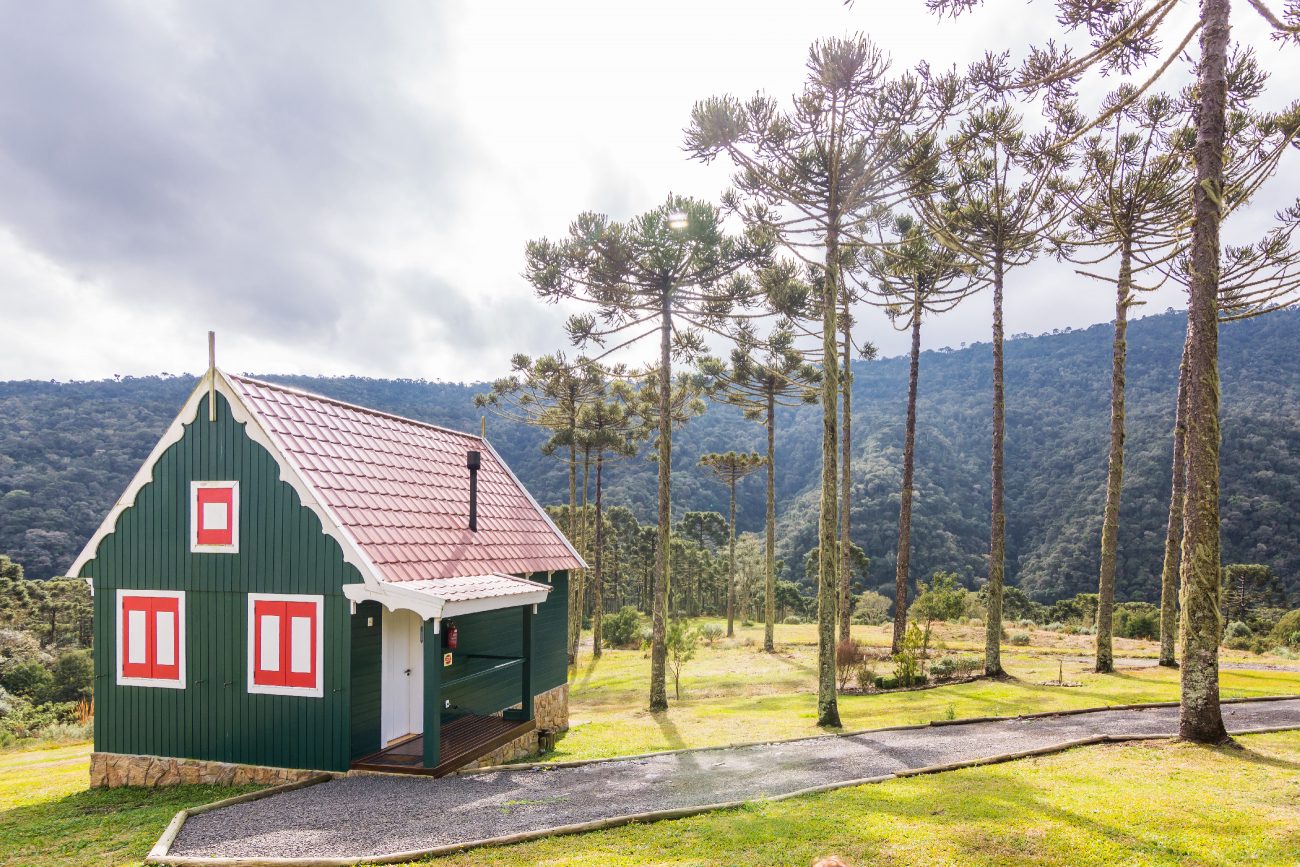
247, 594, 324, 697
116, 590, 186, 688
191, 481, 239, 553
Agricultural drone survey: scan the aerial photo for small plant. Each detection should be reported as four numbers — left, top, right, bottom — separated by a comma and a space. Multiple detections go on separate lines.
701, 624, 724, 646
943, 703, 957, 721
892, 622, 925, 687
1224, 620, 1252, 640
1045, 621, 1064, 632
782, 615, 804, 625
953, 655, 983, 676
930, 656, 957, 680
665, 620, 701, 701
836, 638, 867, 691
1010, 632, 1031, 646
855, 661, 876, 691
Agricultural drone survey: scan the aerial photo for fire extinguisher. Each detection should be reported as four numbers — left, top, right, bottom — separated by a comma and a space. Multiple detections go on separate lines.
444, 621, 459, 650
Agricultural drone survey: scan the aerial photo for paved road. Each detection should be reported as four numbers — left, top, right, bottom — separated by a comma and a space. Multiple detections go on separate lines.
171, 699, 1300, 861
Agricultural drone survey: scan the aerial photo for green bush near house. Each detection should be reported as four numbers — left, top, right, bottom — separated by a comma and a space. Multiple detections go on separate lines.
600, 606, 642, 650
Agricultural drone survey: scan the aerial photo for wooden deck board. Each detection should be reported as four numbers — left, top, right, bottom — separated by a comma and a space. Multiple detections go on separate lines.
352, 715, 536, 777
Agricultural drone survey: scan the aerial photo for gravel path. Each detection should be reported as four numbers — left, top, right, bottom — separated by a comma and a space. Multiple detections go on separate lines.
171, 698, 1300, 861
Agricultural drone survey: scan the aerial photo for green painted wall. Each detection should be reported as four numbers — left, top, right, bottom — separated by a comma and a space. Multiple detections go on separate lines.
350, 601, 382, 759
82, 392, 360, 772
532, 570, 568, 693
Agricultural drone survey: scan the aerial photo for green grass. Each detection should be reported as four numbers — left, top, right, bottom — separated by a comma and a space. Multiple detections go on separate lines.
550, 621, 1300, 761
1, 625, 1295, 865
415, 731, 1300, 866
0, 743, 258, 866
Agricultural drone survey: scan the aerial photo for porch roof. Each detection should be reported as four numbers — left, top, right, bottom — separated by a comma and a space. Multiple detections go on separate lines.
341, 572, 551, 622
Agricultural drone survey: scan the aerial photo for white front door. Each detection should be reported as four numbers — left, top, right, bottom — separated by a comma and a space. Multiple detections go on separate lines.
381, 608, 425, 744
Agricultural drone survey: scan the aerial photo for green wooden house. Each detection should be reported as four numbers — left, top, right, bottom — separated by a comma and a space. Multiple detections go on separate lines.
70, 369, 583, 782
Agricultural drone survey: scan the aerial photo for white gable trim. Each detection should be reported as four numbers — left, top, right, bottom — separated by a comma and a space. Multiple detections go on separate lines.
341, 579, 551, 623
67, 370, 387, 590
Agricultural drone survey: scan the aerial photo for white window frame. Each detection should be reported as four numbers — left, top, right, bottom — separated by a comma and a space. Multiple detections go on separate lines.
191, 480, 240, 553
247, 593, 325, 697
115, 588, 186, 688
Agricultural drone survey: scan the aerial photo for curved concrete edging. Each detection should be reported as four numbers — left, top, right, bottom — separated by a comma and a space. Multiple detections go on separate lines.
145, 695, 1300, 866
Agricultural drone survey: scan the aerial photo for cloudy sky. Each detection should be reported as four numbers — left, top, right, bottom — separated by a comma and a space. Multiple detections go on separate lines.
0, 1, 1294, 382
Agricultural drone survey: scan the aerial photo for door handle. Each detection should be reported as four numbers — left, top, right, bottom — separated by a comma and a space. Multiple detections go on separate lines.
404, 668, 412, 676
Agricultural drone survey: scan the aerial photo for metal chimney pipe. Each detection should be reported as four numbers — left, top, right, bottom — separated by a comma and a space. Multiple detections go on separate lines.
466, 450, 481, 532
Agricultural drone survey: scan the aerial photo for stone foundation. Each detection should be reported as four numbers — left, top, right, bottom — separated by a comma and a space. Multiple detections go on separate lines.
90, 751, 321, 789
459, 683, 570, 772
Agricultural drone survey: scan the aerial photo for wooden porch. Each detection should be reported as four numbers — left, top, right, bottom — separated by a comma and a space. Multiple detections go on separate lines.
351, 714, 536, 777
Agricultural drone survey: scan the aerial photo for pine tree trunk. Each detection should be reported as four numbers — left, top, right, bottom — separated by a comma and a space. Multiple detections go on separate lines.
566, 439, 578, 665
1159, 343, 1190, 667
727, 477, 737, 638
839, 309, 853, 642
570, 449, 591, 663
593, 454, 605, 659
893, 297, 923, 654
765, 386, 777, 653
1095, 246, 1132, 674
649, 294, 672, 712
986, 256, 1006, 678
817, 234, 842, 727
1179, 0, 1230, 744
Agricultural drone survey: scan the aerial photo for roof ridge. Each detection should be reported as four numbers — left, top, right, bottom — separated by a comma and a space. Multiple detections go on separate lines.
226, 372, 488, 444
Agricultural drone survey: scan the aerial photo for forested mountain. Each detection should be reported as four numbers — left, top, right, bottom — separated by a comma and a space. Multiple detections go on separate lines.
2, 309, 1297, 603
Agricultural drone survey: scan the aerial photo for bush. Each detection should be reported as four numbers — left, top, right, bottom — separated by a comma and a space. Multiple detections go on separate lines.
1, 660, 54, 703
1224, 636, 1253, 651
51, 649, 93, 703
851, 590, 892, 625
855, 661, 876, 691
930, 656, 957, 679
700, 624, 724, 646
1114, 602, 1160, 640
1045, 622, 1064, 632
874, 673, 929, 690
1224, 620, 1253, 640
1269, 610, 1300, 647
601, 606, 643, 649
782, 615, 804, 625
953, 655, 983, 676
1009, 632, 1031, 646
836, 639, 867, 691
892, 622, 924, 687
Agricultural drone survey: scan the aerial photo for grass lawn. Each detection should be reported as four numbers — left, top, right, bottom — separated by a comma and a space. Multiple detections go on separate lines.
416, 731, 1300, 866
551, 620, 1300, 761
0, 626, 1295, 865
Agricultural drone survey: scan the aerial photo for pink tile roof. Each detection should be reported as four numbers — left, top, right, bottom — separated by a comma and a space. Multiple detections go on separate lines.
226, 374, 583, 582
397, 573, 550, 603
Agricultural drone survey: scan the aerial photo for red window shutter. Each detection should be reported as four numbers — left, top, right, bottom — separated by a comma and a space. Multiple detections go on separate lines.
151, 595, 182, 681
121, 595, 153, 679
253, 600, 287, 687
282, 601, 318, 689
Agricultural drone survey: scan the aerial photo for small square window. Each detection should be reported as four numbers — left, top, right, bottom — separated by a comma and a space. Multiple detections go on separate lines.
116, 590, 185, 688
192, 481, 239, 552
247, 594, 323, 697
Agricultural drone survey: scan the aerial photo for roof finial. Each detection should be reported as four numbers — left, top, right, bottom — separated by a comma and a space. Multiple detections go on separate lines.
208, 331, 217, 423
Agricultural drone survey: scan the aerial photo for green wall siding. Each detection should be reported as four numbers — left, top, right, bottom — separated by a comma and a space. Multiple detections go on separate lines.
350, 602, 382, 759
83, 393, 360, 772
532, 570, 568, 694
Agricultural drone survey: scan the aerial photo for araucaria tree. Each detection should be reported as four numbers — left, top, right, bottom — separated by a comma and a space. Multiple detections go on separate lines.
1056, 89, 1185, 673
700, 319, 819, 651
687, 35, 961, 726
699, 451, 767, 637
526, 194, 769, 711
912, 67, 1075, 677
860, 214, 977, 653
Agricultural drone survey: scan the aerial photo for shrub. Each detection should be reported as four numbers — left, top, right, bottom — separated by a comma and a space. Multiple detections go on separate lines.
782, 615, 804, 625
836, 639, 867, 691
851, 590, 892, 625
930, 656, 957, 679
892, 622, 924, 687
51, 649, 93, 703
665, 621, 700, 700
1269, 609, 1300, 647
1224, 620, 1252, 640
855, 662, 876, 691
1009, 632, 1031, 646
601, 606, 643, 649
953, 655, 983, 676
874, 673, 929, 690
1224, 636, 1253, 651
700, 624, 724, 646
1045, 622, 1065, 632
1, 660, 53, 703
1114, 602, 1160, 640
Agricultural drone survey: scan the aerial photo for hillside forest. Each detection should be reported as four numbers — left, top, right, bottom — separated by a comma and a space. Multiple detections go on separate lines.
2, 308, 1297, 610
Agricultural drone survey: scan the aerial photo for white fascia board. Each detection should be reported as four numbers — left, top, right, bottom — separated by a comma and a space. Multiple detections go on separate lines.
341, 580, 551, 621
441, 587, 551, 618
67, 370, 388, 590
481, 439, 588, 570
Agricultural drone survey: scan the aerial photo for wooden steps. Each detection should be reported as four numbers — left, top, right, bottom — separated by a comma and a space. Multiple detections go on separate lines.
352, 715, 536, 777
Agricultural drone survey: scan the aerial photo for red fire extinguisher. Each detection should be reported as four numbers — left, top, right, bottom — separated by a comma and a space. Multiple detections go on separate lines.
444, 621, 459, 650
